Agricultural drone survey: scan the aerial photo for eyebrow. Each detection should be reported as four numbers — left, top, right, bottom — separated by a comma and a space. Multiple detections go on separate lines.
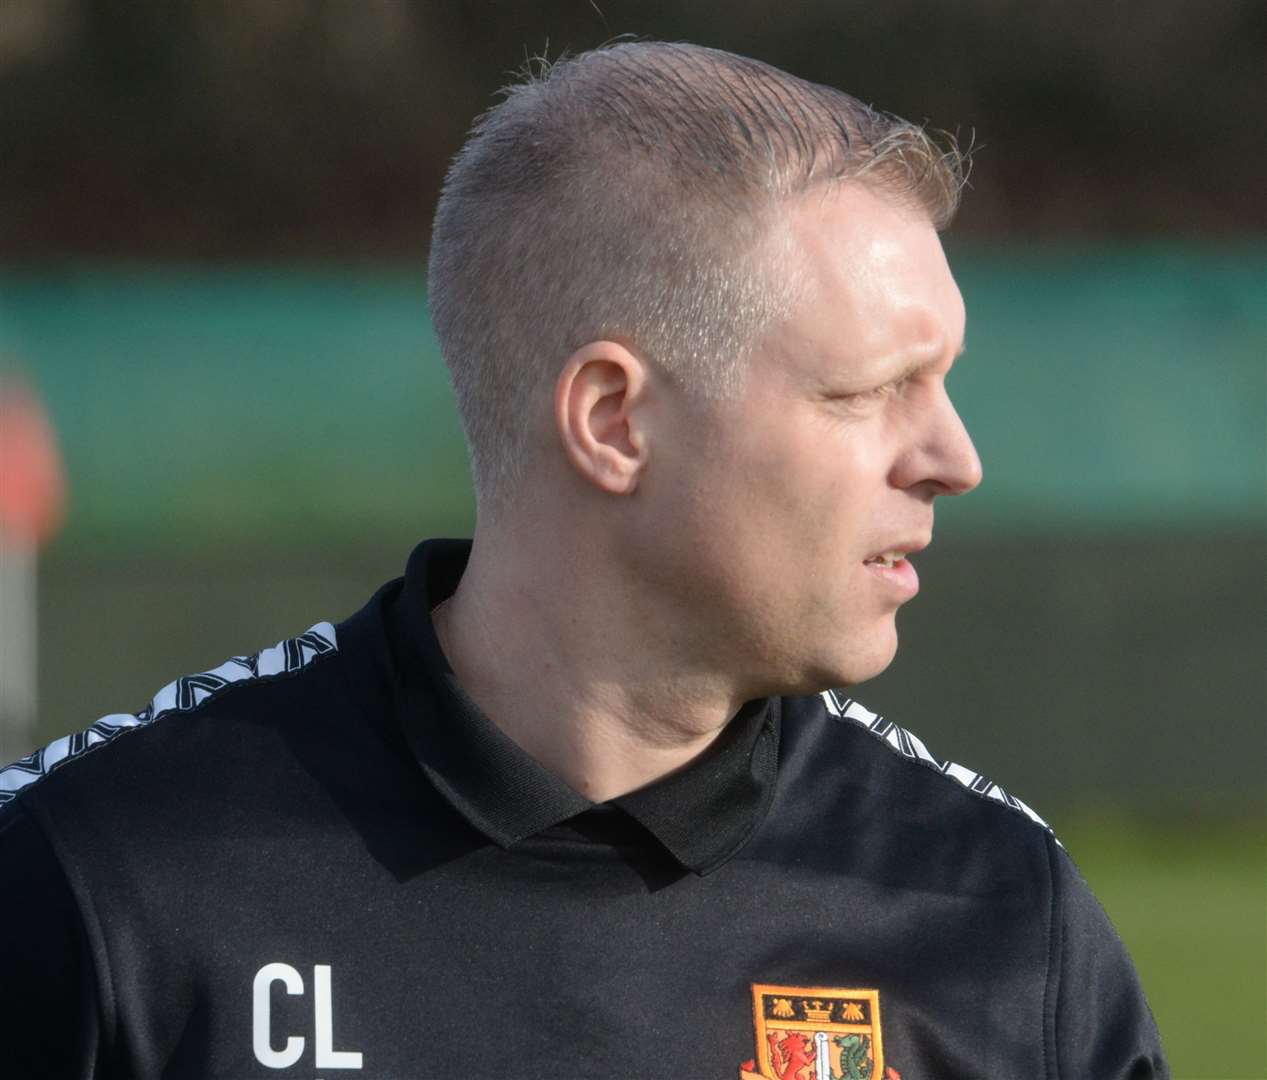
886, 341, 966, 383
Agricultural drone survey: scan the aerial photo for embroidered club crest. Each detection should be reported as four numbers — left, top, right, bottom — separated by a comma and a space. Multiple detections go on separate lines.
739, 984, 898, 1080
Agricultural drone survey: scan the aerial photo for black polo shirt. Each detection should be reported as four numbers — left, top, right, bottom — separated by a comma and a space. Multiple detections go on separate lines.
0, 538, 1167, 1079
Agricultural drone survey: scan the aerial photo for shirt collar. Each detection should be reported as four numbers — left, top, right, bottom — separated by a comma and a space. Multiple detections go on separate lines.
385, 537, 781, 876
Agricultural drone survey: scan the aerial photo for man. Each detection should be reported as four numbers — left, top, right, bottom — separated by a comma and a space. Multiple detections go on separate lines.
0, 41, 1166, 1078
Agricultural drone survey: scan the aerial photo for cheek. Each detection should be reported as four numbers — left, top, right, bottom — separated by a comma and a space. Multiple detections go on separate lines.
741, 418, 842, 506
766, 426, 878, 540
744, 443, 869, 598
655, 407, 873, 580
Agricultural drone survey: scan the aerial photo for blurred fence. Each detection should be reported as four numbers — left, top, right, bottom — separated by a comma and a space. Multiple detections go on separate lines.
3, 1, 1263, 256
1, 246, 1264, 820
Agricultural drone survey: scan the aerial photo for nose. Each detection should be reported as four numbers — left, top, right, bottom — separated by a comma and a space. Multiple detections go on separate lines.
891, 386, 983, 497
936, 395, 983, 495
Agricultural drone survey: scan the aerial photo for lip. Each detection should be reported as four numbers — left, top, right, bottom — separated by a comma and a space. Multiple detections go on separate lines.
863, 556, 920, 598
862, 537, 929, 600
863, 536, 930, 561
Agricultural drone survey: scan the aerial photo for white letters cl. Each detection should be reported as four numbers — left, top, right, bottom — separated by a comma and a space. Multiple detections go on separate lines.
252, 962, 363, 1070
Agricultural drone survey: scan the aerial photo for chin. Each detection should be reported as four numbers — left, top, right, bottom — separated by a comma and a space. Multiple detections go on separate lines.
827, 627, 900, 689
790, 636, 897, 695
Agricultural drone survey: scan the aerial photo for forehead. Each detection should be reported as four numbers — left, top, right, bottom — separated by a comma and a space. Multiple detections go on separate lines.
761, 183, 965, 380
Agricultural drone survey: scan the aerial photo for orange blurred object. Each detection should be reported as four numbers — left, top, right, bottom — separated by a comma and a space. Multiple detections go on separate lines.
0, 373, 67, 547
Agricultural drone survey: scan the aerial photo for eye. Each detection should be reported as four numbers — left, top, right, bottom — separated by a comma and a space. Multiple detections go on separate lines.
839, 372, 913, 405
858, 382, 897, 400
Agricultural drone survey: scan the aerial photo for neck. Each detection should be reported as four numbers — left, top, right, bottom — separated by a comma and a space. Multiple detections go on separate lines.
430, 526, 749, 803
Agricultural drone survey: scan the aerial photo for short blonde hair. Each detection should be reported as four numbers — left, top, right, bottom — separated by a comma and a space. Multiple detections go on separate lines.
427, 41, 966, 517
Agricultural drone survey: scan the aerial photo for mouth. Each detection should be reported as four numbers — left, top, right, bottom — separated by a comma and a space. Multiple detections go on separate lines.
861, 539, 928, 598
862, 538, 929, 569
862, 550, 908, 570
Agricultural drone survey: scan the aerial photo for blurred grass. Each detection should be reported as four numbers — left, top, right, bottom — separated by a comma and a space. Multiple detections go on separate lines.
1060, 814, 1267, 1079
26, 542, 1267, 1077
25, 547, 1267, 1079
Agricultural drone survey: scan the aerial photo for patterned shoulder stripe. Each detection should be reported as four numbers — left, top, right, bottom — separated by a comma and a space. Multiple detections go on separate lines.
0, 622, 338, 809
821, 688, 1058, 841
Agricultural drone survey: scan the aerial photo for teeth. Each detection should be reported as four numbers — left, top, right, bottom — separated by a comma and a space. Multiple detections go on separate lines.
865, 551, 904, 568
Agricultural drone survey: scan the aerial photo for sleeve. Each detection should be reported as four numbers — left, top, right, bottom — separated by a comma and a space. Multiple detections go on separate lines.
1045, 833, 1170, 1079
0, 798, 102, 1078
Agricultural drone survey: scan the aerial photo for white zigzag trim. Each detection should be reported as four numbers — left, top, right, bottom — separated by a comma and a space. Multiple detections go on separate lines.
820, 688, 1058, 841
0, 622, 338, 809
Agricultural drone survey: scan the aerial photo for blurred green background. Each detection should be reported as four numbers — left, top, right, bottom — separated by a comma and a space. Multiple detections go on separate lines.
2, 3, 1264, 1076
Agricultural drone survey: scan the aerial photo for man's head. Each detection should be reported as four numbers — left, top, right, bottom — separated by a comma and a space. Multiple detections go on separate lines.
428, 41, 979, 692
428, 41, 963, 512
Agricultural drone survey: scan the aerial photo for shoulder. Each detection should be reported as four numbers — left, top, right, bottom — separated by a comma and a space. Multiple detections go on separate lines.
768, 687, 1061, 890
790, 693, 1169, 1072
0, 620, 343, 817
816, 687, 1056, 837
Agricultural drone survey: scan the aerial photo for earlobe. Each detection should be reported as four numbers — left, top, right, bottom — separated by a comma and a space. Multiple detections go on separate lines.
554, 341, 649, 496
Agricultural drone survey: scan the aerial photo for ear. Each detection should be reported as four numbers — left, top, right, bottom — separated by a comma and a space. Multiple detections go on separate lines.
553, 340, 650, 495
